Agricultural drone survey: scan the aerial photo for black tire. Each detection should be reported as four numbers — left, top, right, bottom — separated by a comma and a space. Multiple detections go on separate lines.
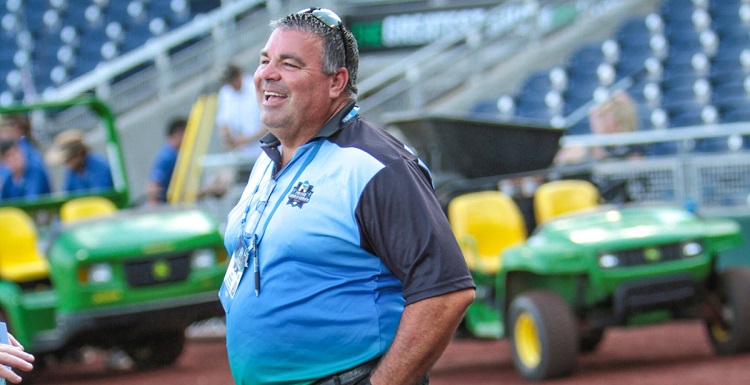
705, 268, 750, 355
124, 330, 186, 370
509, 291, 579, 381
579, 328, 605, 354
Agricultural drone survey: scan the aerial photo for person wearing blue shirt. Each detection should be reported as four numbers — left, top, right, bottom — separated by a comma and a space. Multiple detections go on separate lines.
0, 114, 50, 188
146, 118, 186, 205
47, 130, 114, 193
0, 139, 51, 200
220, 8, 475, 385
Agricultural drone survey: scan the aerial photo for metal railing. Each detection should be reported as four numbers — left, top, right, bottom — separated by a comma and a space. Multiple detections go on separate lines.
45, 0, 269, 131
357, 0, 636, 127
557, 123, 750, 215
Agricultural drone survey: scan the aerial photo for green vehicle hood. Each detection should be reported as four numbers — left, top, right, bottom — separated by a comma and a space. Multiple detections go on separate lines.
51, 207, 222, 262
535, 205, 740, 245
502, 205, 742, 273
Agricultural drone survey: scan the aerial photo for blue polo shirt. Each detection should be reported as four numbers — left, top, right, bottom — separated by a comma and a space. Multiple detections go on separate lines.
0, 164, 51, 200
221, 103, 474, 385
149, 143, 179, 202
0, 138, 50, 194
63, 154, 113, 193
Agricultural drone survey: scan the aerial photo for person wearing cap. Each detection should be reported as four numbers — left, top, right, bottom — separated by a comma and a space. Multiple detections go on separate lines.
47, 130, 113, 193
219, 8, 474, 385
216, 63, 267, 163
0, 139, 51, 200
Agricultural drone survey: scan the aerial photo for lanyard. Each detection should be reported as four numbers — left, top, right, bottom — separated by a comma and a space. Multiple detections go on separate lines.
239, 161, 274, 240
235, 139, 324, 296
255, 139, 324, 245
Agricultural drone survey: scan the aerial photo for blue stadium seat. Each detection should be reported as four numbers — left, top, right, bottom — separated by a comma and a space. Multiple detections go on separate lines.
721, 107, 750, 123
615, 16, 652, 42
664, 23, 702, 47
646, 141, 680, 157
520, 70, 556, 94
669, 105, 719, 128
121, 23, 152, 53
659, 1, 696, 24
712, 76, 750, 103
694, 137, 734, 153
566, 120, 591, 135
106, 1, 133, 21
716, 94, 750, 115
712, 18, 750, 41
709, 0, 745, 19
565, 77, 604, 105
150, 0, 192, 28
568, 42, 606, 66
470, 98, 500, 116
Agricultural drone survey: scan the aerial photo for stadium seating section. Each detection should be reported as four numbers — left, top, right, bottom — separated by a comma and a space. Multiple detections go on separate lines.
471, 0, 750, 156
0, 0, 220, 104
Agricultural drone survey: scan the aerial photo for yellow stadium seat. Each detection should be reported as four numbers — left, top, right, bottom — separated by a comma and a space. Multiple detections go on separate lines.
60, 196, 117, 223
0, 207, 49, 282
534, 179, 600, 224
448, 191, 527, 275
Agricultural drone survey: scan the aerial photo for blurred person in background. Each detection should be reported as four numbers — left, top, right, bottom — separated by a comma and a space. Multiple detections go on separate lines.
46, 130, 113, 193
555, 90, 644, 164
219, 8, 474, 385
216, 64, 267, 163
0, 332, 34, 384
0, 139, 51, 199
0, 114, 49, 187
145, 118, 187, 205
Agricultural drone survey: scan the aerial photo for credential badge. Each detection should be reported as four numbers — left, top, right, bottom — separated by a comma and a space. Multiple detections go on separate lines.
287, 180, 314, 208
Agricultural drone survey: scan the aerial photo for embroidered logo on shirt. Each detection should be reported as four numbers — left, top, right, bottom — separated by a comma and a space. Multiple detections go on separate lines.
287, 181, 314, 208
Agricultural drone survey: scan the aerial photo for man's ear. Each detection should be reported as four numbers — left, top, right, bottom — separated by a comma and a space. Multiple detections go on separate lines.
330, 67, 349, 98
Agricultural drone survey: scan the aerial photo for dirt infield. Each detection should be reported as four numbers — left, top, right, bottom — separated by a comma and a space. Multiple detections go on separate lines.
31, 320, 750, 385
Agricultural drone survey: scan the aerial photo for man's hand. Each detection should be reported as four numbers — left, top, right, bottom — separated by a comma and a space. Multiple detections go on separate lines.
0, 333, 34, 384
369, 288, 475, 385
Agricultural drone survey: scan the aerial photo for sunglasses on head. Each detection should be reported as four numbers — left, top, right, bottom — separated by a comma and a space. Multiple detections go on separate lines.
297, 7, 348, 68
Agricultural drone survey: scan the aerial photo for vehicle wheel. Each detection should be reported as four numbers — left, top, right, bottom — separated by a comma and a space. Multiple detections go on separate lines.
705, 268, 750, 355
124, 330, 186, 370
509, 291, 578, 381
579, 328, 605, 354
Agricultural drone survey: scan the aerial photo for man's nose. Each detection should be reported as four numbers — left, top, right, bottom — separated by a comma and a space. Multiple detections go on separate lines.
256, 62, 280, 80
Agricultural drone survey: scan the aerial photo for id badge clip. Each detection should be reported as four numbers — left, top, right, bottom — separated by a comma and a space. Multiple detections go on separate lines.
219, 235, 255, 313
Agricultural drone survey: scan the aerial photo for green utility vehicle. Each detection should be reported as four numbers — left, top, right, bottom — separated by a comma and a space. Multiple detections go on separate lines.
387, 114, 750, 381
0, 99, 227, 373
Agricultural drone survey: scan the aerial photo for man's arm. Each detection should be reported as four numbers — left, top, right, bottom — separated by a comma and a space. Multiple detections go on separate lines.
369, 288, 475, 385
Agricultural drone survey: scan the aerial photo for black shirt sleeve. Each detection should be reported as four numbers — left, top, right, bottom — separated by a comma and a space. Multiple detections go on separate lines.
355, 158, 475, 305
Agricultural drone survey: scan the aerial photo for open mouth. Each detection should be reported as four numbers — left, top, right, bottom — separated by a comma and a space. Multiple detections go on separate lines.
264, 91, 286, 102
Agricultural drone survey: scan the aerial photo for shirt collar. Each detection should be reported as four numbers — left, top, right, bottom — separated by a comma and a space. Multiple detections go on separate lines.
259, 101, 357, 147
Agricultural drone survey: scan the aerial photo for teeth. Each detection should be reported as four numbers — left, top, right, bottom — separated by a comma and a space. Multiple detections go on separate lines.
265, 91, 284, 97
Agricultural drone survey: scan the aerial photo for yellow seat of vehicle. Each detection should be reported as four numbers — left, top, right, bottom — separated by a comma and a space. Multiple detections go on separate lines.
448, 191, 527, 275
534, 179, 600, 224
60, 196, 117, 223
0, 207, 49, 282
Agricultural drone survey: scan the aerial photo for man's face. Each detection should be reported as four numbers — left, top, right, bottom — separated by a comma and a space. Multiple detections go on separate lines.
2, 145, 25, 174
230, 75, 243, 91
0, 124, 20, 141
254, 28, 338, 138
65, 151, 86, 172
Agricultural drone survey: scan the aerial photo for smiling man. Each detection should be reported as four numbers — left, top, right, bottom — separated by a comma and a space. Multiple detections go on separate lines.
219, 8, 475, 385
